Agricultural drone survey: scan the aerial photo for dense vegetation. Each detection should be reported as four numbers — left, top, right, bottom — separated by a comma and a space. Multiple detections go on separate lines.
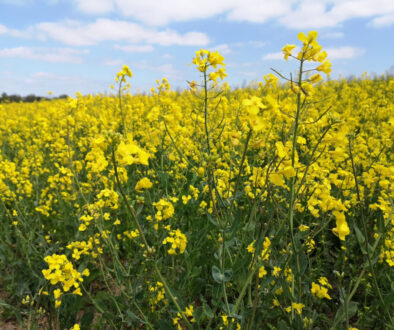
0, 31, 393, 329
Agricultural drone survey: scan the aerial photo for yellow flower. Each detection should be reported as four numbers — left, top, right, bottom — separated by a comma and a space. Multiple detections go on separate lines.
247, 240, 256, 253
269, 173, 285, 187
282, 44, 296, 61
259, 266, 267, 278
316, 60, 332, 75
309, 73, 322, 84
281, 166, 296, 179
135, 177, 153, 191
311, 282, 331, 300
332, 211, 350, 241
299, 224, 310, 232
286, 302, 305, 315
162, 229, 187, 254
82, 269, 90, 277
298, 31, 318, 44
222, 315, 229, 326
273, 266, 281, 277
78, 223, 87, 232
116, 135, 150, 166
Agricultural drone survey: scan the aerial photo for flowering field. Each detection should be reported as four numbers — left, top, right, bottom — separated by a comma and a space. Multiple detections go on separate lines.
0, 31, 393, 329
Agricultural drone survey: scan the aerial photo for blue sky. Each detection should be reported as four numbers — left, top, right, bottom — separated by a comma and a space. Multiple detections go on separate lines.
0, 0, 393, 96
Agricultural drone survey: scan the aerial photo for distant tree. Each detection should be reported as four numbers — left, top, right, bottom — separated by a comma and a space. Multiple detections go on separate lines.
57, 94, 69, 99
1, 92, 9, 103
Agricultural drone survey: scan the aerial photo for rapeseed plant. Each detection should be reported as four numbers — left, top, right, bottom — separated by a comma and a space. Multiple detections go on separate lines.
0, 30, 392, 329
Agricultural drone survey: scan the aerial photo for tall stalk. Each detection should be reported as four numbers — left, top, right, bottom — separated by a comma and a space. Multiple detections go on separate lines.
111, 146, 193, 329
288, 56, 305, 304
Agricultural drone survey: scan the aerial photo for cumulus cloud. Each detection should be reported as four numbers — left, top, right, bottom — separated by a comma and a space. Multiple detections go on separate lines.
0, 47, 88, 63
73, 0, 394, 29
321, 32, 345, 39
209, 44, 231, 54
0, 24, 27, 38
248, 41, 266, 48
279, 0, 394, 29
134, 61, 180, 79
114, 44, 154, 53
370, 13, 394, 27
0, 24, 7, 34
5, 19, 210, 47
102, 59, 125, 66
75, 0, 114, 14
262, 52, 285, 61
325, 47, 365, 60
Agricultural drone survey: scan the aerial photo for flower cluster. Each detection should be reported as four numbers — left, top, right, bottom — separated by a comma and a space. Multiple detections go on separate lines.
115, 65, 133, 83
42, 254, 89, 308
173, 304, 195, 329
192, 49, 227, 83
311, 277, 332, 300
162, 229, 187, 255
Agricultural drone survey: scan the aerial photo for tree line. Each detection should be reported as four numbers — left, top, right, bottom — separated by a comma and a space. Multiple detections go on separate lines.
0, 92, 68, 103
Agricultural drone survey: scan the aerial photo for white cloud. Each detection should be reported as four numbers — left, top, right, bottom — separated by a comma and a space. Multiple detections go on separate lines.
134, 61, 180, 79
102, 59, 125, 66
325, 47, 365, 60
71, 0, 394, 29
0, 47, 88, 63
0, 24, 8, 34
76, 0, 114, 14
248, 41, 266, 48
210, 44, 231, 54
0, 24, 26, 38
162, 53, 174, 59
262, 52, 284, 61
370, 13, 394, 27
279, 0, 394, 29
29, 72, 85, 82
114, 44, 154, 53
321, 32, 345, 39
226, 0, 290, 23
92, 0, 234, 26
239, 71, 258, 77
7, 19, 210, 47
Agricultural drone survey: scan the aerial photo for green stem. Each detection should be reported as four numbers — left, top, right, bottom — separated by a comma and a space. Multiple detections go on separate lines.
203, 69, 211, 155
232, 129, 252, 204
111, 148, 150, 251
287, 58, 304, 304
348, 139, 394, 326
118, 80, 126, 134
154, 264, 193, 329
111, 147, 192, 329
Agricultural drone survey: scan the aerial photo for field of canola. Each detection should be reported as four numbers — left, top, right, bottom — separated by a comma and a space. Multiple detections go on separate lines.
0, 31, 393, 329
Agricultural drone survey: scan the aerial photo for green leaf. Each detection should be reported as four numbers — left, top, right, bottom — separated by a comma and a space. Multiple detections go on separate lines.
299, 252, 308, 275
157, 319, 172, 330
384, 292, 394, 307
212, 266, 233, 283
125, 310, 140, 326
334, 301, 358, 325
203, 301, 214, 319
81, 308, 94, 329
354, 224, 366, 254
207, 213, 219, 227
